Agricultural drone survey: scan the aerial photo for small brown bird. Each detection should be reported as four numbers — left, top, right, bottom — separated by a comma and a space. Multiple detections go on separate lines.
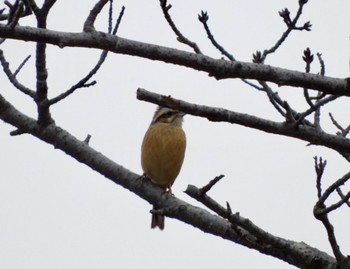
141, 106, 186, 230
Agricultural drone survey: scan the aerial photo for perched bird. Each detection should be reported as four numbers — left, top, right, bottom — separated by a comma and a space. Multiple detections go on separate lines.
141, 106, 186, 230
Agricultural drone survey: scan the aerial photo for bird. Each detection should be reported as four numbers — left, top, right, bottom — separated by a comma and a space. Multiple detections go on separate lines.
141, 106, 186, 230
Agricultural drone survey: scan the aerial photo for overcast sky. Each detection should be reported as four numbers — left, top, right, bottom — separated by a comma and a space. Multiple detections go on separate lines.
1, 1, 350, 268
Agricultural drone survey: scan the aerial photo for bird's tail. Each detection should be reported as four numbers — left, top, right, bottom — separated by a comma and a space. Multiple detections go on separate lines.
151, 205, 165, 230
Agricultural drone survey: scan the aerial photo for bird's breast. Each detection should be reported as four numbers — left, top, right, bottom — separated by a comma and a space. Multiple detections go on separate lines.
141, 123, 186, 188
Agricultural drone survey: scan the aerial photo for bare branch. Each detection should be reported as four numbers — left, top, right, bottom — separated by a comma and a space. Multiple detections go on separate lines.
84, 134, 92, 144
329, 113, 345, 133
198, 175, 224, 196
137, 88, 350, 155
112, 5, 125, 35
198, 11, 234, 61
197, 10, 261, 91
315, 171, 350, 211
0, 49, 35, 97
0, 0, 32, 22
185, 184, 335, 269
159, 0, 201, 54
317, 52, 325, 76
83, 0, 109, 32
49, 5, 125, 105
13, 54, 31, 76
295, 95, 340, 127
322, 190, 350, 214
259, 81, 287, 117
0, 24, 349, 96
336, 187, 350, 207
313, 205, 344, 262
329, 113, 350, 137
314, 156, 327, 199
7, 0, 24, 29
302, 47, 315, 108
262, 1, 311, 62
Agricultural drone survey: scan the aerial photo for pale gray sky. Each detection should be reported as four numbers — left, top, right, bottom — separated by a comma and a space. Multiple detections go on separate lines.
1, 1, 350, 268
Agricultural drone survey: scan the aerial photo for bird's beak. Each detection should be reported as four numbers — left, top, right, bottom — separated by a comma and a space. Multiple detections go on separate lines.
179, 112, 186, 118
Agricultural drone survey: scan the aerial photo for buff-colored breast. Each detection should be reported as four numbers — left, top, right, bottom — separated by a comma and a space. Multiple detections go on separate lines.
141, 122, 186, 189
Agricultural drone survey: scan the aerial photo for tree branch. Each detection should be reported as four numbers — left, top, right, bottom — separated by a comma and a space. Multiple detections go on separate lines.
185, 184, 335, 269
262, 1, 311, 62
0, 49, 35, 97
137, 88, 350, 155
159, 0, 201, 54
83, 0, 109, 32
0, 24, 348, 96
48, 4, 125, 105
0, 90, 337, 269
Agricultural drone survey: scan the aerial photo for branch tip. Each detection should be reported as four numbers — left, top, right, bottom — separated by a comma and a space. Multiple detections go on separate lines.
198, 174, 225, 196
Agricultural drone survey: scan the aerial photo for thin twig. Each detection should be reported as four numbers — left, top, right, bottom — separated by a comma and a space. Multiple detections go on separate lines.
112, 5, 125, 35
7, 0, 23, 29
259, 81, 286, 117
329, 113, 344, 133
49, 5, 125, 105
313, 91, 322, 129
107, 0, 113, 34
159, 0, 201, 54
84, 134, 92, 144
329, 113, 350, 138
186, 184, 303, 255
314, 156, 327, 199
198, 11, 234, 60
13, 54, 31, 76
197, 10, 261, 90
336, 187, 350, 207
302, 47, 314, 108
314, 171, 350, 219
317, 171, 350, 209
261, 1, 310, 62
317, 52, 325, 76
0, 0, 31, 21
322, 190, 350, 214
295, 95, 339, 127
313, 158, 349, 261
313, 206, 344, 262
198, 175, 225, 196
0, 49, 35, 98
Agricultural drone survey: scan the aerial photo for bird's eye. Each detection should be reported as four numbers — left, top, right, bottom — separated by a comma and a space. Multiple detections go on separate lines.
165, 111, 174, 117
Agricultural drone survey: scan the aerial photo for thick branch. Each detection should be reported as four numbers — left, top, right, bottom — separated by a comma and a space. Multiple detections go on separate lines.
137, 88, 350, 155
0, 24, 348, 96
186, 184, 335, 269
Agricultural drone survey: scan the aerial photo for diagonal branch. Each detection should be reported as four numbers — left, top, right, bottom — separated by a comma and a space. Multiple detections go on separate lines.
137, 88, 350, 155
0, 49, 35, 97
185, 184, 334, 269
313, 167, 350, 262
261, 0, 311, 62
159, 0, 201, 54
198, 11, 234, 61
49, 4, 125, 105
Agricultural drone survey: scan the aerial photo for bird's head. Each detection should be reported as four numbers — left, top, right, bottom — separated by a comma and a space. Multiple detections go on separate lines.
151, 106, 185, 127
